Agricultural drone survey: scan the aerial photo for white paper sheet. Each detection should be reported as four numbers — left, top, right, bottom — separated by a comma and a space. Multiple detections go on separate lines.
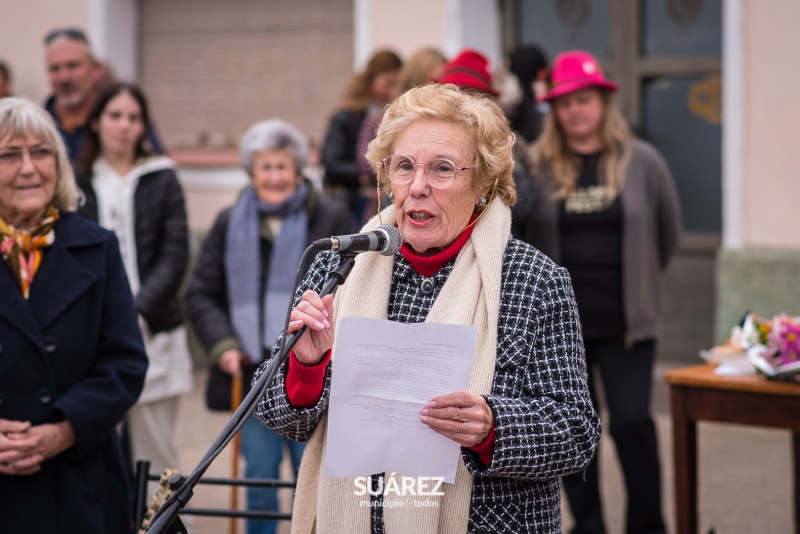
325, 317, 478, 483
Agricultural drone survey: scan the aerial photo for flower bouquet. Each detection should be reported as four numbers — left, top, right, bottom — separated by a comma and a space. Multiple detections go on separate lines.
733, 312, 800, 379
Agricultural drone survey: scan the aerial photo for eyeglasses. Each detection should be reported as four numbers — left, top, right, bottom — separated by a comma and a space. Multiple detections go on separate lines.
378, 154, 472, 190
44, 28, 89, 45
0, 146, 56, 170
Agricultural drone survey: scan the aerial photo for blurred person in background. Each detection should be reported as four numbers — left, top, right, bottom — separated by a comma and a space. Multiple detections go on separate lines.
492, 63, 523, 120
505, 44, 551, 247
185, 118, 357, 534
43, 28, 163, 163
398, 47, 447, 94
0, 97, 147, 533
75, 82, 192, 495
93, 60, 116, 93
432, 48, 499, 98
507, 44, 550, 144
0, 61, 12, 98
355, 48, 448, 224
321, 50, 402, 224
528, 50, 681, 534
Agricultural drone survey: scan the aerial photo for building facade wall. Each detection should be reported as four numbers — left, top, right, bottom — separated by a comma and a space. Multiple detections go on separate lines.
138, 0, 354, 150
369, 0, 447, 62
366, 0, 501, 68
89, 0, 138, 82
0, 0, 89, 102
743, 0, 800, 248
716, 0, 800, 341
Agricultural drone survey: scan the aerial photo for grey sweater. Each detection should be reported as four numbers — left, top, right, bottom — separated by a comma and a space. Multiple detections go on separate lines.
526, 139, 682, 343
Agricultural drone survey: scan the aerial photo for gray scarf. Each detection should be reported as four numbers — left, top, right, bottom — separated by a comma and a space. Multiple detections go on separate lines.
225, 183, 308, 363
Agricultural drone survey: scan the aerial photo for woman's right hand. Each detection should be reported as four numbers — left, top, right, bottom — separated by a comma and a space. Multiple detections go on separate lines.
289, 290, 335, 366
218, 349, 245, 378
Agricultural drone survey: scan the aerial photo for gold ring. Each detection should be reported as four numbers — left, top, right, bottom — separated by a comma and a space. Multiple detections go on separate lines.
460, 422, 464, 433
458, 408, 462, 421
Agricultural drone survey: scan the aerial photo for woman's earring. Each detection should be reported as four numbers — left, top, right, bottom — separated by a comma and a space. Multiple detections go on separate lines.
477, 197, 487, 209
388, 192, 394, 201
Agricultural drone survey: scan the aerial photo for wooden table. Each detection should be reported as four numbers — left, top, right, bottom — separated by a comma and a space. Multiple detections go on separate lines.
664, 364, 800, 534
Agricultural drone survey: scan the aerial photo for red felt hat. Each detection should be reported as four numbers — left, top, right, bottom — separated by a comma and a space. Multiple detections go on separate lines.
433, 49, 499, 96
540, 50, 618, 102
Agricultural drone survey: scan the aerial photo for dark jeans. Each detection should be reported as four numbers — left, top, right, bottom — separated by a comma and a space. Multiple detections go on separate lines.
563, 338, 666, 534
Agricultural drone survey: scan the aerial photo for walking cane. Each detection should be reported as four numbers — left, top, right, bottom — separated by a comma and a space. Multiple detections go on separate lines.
229, 373, 244, 534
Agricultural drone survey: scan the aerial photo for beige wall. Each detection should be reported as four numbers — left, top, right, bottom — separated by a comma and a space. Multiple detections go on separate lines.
185, 187, 242, 231
368, 0, 501, 67
371, 0, 447, 59
139, 0, 354, 150
178, 166, 248, 231
744, 0, 800, 248
0, 0, 89, 102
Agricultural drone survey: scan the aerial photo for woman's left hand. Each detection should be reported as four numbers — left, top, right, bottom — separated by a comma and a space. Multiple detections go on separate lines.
0, 420, 76, 476
419, 392, 494, 448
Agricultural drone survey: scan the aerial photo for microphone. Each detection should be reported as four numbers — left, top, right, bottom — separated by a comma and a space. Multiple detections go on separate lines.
312, 224, 402, 256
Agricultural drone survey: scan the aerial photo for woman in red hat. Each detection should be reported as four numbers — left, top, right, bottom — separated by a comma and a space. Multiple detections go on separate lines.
527, 50, 682, 534
433, 48, 499, 97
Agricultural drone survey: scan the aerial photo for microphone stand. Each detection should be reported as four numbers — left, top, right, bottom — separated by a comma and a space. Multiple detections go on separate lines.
146, 252, 358, 533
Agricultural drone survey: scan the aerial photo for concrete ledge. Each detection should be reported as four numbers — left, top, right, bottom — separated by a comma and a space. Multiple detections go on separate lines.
716, 247, 800, 342
172, 150, 239, 167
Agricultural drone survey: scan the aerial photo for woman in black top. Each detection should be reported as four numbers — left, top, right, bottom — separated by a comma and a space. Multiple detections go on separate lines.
528, 50, 682, 534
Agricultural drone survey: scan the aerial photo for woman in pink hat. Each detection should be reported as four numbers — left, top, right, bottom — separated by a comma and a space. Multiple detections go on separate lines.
527, 50, 682, 534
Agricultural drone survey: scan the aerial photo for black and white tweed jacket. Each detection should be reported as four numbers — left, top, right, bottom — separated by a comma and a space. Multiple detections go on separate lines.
254, 236, 601, 533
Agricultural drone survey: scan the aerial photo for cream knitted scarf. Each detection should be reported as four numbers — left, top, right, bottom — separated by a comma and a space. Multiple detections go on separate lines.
290, 199, 510, 534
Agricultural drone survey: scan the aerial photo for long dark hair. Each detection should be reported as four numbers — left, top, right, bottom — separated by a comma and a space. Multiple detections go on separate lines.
75, 82, 156, 177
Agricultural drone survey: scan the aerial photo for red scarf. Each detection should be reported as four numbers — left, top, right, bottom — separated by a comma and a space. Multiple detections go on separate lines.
399, 217, 476, 276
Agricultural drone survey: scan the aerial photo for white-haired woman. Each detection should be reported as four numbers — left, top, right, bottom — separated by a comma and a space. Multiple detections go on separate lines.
528, 50, 682, 534
184, 118, 357, 534
0, 98, 147, 533
254, 84, 601, 533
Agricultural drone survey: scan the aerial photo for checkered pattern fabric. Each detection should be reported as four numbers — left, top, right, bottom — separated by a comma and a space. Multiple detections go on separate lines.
254, 237, 601, 533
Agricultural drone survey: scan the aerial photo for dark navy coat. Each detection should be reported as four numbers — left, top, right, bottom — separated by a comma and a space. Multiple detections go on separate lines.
0, 212, 148, 534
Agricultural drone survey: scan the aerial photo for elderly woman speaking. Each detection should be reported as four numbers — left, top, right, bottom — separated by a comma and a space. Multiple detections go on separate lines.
0, 97, 147, 533
254, 84, 600, 533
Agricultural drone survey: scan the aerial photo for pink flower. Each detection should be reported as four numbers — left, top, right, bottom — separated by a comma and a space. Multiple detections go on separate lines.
768, 314, 800, 365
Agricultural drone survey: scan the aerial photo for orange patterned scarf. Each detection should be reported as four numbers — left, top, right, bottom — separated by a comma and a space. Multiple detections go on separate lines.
0, 205, 59, 299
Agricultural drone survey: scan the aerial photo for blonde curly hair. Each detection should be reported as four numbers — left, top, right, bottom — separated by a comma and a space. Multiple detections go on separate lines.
366, 83, 517, 207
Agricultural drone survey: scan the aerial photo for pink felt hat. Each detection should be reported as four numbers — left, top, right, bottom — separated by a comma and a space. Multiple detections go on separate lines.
540, 50, 618, 102
433, 49, 499, 96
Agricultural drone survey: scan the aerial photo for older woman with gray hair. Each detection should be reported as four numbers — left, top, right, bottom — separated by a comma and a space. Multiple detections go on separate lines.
184, 118, 356, 534
0, 97, 147, 533
254, 84, 600, 532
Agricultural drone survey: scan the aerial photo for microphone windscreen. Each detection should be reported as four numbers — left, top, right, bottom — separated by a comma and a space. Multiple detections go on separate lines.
377, 224, 403, 256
